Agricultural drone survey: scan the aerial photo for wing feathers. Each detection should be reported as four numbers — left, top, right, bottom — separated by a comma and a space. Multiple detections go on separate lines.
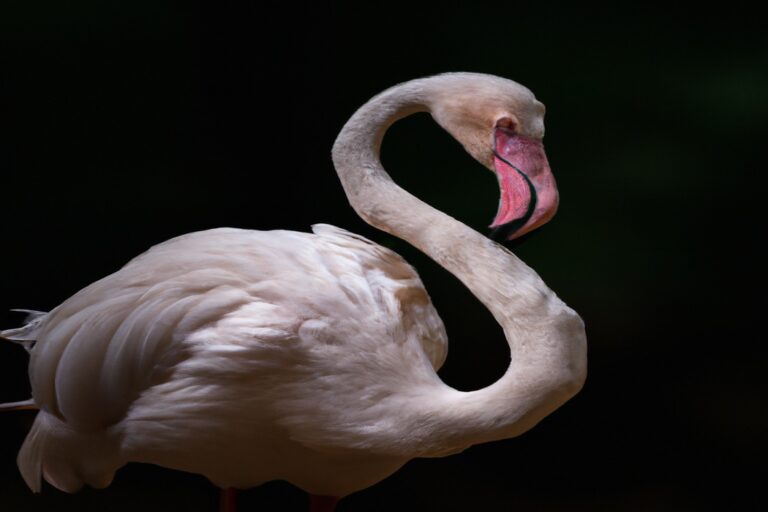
1, 309, 48, 351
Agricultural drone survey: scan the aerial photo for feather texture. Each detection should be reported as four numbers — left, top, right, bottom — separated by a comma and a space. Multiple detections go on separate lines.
1, 310, 48, 351
18, 225, 447, 494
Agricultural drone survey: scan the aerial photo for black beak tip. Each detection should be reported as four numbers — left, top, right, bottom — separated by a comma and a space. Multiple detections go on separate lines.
489, 226, 507, 243
488, 215, 527, 244
488, 224, 544, 249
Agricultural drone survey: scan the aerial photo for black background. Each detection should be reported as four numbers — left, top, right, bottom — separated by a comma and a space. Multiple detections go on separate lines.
1, 1, 765, 510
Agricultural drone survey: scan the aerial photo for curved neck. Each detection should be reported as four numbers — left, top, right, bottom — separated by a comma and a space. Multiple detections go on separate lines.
331, 78, 587, 455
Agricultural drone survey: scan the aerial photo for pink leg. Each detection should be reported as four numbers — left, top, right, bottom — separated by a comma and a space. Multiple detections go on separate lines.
220, 488, 237, 512
309, 495, 340, 512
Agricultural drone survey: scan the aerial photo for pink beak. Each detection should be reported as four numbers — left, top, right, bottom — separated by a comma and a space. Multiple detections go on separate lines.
490, 128, 559, 240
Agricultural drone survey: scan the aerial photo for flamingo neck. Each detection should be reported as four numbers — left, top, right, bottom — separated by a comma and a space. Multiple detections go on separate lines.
331, 75, 587, 455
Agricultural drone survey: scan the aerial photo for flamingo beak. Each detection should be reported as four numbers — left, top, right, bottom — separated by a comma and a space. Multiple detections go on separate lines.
490, 127, 559, 240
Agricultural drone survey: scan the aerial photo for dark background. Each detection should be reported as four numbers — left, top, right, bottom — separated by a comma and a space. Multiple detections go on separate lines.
1, 1, 765, 510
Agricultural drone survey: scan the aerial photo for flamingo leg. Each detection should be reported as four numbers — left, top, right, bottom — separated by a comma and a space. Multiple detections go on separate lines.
309, 495, 340, 512
220, 488, 237, 512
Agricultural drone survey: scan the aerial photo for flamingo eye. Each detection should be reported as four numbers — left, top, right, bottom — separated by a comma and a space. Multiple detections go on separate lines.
495, 117, 517, 132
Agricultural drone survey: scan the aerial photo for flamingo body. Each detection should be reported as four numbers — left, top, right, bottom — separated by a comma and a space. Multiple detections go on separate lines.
3, 72, 587, 501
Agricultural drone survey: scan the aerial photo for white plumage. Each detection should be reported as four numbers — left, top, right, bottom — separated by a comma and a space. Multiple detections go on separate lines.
15, 226, 446, 495
2, 72, 587, 501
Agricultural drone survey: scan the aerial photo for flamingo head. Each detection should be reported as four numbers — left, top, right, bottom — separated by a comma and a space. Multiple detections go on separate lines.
428, 73, 558, 241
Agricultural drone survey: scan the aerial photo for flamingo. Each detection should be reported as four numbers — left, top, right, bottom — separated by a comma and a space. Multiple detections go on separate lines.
1, 72, 587, 511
